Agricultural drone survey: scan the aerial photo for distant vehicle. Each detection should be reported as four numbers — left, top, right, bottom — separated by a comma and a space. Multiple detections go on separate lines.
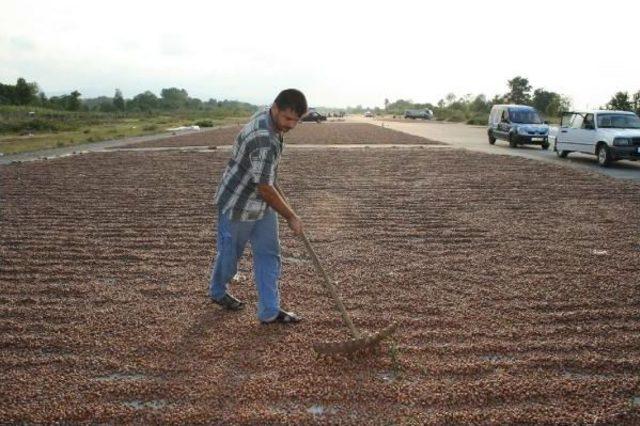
301, 111, 327, 123
404, 109, 433, 120
554, 110, 640, 167
488, 104, 549, 149
364, 111, 374, 118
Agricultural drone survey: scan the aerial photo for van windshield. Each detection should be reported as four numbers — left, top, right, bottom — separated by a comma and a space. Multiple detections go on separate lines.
509, 109, 542, 124
597, 113, 640, 129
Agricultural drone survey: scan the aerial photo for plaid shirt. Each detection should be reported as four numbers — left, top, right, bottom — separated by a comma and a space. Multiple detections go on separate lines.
214, 108, 283, 221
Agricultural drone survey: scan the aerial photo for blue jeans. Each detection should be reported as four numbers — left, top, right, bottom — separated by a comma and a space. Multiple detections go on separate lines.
209, 208, 282, 322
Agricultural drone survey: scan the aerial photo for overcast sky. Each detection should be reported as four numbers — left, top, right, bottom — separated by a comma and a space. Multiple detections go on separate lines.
2, 0, 639, 109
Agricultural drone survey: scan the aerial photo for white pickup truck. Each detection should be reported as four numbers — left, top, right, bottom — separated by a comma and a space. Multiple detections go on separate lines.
554, 110, 640, 166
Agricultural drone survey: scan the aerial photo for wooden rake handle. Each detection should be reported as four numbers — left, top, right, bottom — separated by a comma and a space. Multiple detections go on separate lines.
300, 232, 361, 339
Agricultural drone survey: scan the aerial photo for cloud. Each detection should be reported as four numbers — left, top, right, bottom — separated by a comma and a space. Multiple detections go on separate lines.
159, 33, 190, 56
9, 36, 37, 52
116, 38, 141, 53
1, 0, 639, 108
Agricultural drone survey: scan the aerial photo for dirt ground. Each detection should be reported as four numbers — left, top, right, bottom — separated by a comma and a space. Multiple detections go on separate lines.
1, 123, 639, 424
118, 122, 443, 148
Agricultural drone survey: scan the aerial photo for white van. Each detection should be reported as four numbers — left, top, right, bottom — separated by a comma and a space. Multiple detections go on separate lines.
554, 110, 640, 166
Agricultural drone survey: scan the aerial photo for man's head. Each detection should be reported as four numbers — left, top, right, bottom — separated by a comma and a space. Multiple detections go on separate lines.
271, 89, 307, 133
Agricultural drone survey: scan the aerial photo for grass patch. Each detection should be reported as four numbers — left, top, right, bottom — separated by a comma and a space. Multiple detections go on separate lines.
0, 114, 247, 154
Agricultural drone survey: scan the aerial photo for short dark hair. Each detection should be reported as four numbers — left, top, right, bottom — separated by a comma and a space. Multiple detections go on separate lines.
274, 89, 307, 117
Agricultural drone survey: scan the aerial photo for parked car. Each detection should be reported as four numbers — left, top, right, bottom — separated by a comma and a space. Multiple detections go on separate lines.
554, 110, 640, 166
488, 104, 550, 149
364, 111, 374, 118
404, 109, 433, 120
301, 111, 327, 123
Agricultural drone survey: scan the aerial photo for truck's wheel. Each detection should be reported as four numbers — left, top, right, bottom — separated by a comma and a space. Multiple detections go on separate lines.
556, 149, 569, 158
509, 134, 517, 148
488, 132, 496, 145
597, 144, 612, 167
541, 141, 550, 150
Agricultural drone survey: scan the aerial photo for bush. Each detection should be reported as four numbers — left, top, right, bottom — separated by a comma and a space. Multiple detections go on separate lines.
142, 124, 158, 131
466, 114, 489, 125
446, 110, 467, 122
194, 119, 214, 127
0, 118, 64, 133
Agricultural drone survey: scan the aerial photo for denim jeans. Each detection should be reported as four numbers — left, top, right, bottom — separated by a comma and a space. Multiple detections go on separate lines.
209, 208, 281, 322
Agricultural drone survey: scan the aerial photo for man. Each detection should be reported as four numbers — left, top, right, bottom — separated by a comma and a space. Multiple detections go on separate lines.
209, 89, 307, 324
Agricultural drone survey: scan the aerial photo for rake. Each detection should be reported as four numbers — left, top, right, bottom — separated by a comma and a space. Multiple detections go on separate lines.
300, 232, 398, 356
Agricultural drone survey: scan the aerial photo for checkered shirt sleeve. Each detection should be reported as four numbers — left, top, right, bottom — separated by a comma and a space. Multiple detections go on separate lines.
249, 143, 278, 185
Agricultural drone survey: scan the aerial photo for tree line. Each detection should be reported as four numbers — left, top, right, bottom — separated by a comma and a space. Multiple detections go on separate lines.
380, 76, 572, 124
381, 76, 640, 124
606, 90, 640, 114
0, 77, 257, 114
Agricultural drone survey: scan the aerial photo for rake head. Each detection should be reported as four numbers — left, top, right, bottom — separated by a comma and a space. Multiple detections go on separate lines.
312, 322, 398, 357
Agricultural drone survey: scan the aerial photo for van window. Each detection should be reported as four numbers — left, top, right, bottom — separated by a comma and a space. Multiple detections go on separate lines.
501, 110, 509, 122
582, 114, 594, 129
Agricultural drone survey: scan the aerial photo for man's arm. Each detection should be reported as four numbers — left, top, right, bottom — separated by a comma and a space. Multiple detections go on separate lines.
258, 184, 303, 235
274, 182, 288, 203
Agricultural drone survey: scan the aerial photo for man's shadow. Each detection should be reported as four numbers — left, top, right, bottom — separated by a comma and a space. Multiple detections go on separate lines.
167, 299, 289, 381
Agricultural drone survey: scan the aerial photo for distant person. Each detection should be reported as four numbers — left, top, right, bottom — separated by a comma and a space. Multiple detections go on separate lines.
208, 89, 307, 324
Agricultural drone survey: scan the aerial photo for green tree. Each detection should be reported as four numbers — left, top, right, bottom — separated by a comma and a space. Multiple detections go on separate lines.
445, 93, 456, 106
38, 92, 48, 106
67, 90, 82, 111
607, 91, 632, 111
632, 91, 640, 115
506, 76, 532, 105
470, 94, 490, 113
531, 89, 570, 117
130, 91, 159, 112
160, 87, 189, 109
15, 78, 39, 105
546, 95, 571, 118
532, 89, 556, 114
113, 89, 125, 112
187, 97, 203, 110
0, 83, 15, 104
491, 94, 506, 105
99, 99, 117, 112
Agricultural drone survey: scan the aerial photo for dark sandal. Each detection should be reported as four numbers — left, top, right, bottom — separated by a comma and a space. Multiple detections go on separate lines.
261, 309, 301, 325
211, 293, 245, 311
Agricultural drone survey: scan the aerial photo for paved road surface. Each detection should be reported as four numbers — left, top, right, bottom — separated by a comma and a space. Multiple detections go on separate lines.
353, 116, 640, 182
